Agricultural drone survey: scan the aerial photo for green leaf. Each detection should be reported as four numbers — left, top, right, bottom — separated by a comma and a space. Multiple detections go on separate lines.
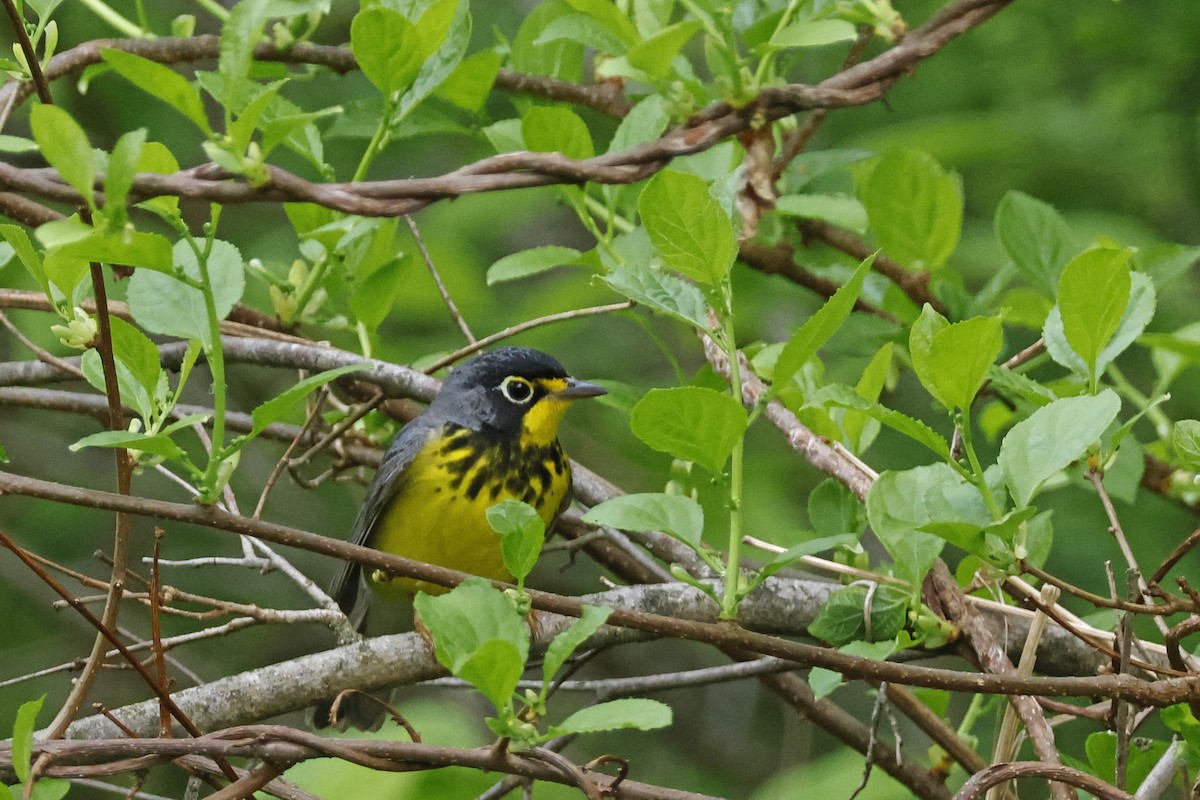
841, 342, 892, 452
12, 695, 45, 783
542, 604, 611, 686
769, 19, 857, 48
69, 429, 185, 459
412, 0, 459, 62
994, 190, 1073, 297
626, 20, 701, 78
30, 105, 95, 210
228, 80, 284, 156
136, 141, 182, 217
630, 387, 747, 472
435, 48, 502, 111
0, 134, 37, 153
603, 262, 710, 329
909, 305, 1002, 412
414, 578, 529, 711
824, 396, 951, 459
1103, 436, 1145, 505
102, 49, 211, 134
79, 316, 163, 422
999, 390, 1122, 508
1137, 243, 1200, 289
46, 230, 175, 273
809, 640, 899, 699
552, 698, 672, 735
1162, 705, 1200, 755
986, 365, 1057, 409
535, 14, 628, 54
459, 639, 526, 713
104, 127, 147, 224
220, 0, 270, 93
1055, 248, 1131, 377
487, 499, 546, 581
0, 441, 7, 462
582, 493, 704, 547
1084, 730, 1169, 792
351, 6, 423, 95
608, 95, 670, 154
1044, 271, 1155, 378
638, 170, 736, 286
1174, 420, 1200, 470
248, 364, 365, 440
10, 778, 71, 800
349, 250, 411, 329
754, 533, 858, 585
522, 106, 594, 160
868, 463, 992, 584
511, 2, 584, 81
40, 237, 90, 302
487, 245, 582, 285
857, 149, 962, 270
394, 1, 471, 122
773, 254, 875, 388
126, 239, 244, 348
808, 479, 865, 537
807, 666, 843, 700
808, 584, 909, 646
565, 0, 638, 45
775, 193, 869, 233
0, 224, 49, 299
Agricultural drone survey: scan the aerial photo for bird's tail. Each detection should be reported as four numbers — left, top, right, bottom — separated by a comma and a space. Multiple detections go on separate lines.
310, 595, 412, 731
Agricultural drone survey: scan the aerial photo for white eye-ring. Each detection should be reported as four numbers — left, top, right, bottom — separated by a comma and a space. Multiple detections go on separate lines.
500, 376, 535, 404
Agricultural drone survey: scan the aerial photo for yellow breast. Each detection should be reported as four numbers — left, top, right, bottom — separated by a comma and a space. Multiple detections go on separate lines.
368, 424, 571, 598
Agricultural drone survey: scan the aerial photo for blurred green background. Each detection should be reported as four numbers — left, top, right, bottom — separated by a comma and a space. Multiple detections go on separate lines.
2, 0, 1199, 797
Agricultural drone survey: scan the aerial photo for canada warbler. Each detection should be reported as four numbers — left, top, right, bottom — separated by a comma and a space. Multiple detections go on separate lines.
315, 346, 605, 728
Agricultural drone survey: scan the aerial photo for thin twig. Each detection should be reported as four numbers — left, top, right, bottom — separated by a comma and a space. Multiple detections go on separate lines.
150, 529, 170, 737
252, 386, 329, 519
0, 529, 237, 780
0, 309, 87, 379
1087, 470, 1174, 640
1, 0, 52, 103
420, 301, 635, 373
404, 214, 476, 343
3, 472, 1189, 706
45, 238, 137, 740
0, 2, 1014, 220
953, 763, 1134, 800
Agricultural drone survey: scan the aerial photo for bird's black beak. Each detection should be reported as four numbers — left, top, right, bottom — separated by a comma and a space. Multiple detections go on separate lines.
557, 378, 608, 400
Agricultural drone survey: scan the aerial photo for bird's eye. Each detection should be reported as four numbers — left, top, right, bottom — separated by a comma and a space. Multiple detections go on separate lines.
499, 376, 535, 405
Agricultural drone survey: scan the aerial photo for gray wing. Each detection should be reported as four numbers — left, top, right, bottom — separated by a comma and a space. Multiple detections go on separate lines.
329, 414, 442, 616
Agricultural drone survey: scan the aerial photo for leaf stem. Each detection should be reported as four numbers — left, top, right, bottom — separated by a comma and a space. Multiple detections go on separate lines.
353, 97, 394, 182
719, 303, 745, 620
1107, 363, 1172, 438
288, 255, 331, 325
958, 408, 1002, 520
76, 0, 150, 38
751, 0, 802, 87
195, 211, 227, 502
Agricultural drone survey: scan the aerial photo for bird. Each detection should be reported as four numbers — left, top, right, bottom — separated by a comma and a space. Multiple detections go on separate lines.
313, 346, 606, 729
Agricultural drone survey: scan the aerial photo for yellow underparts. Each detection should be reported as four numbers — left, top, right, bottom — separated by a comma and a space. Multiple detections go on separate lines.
368, 418, 572, 598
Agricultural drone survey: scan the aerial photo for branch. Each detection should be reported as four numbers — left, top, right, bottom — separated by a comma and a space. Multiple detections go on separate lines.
0, 0, 1014, 219
737, 241, 896, 322
952, 763, 1133, 800
2, 472, 1190, 713
927, 561, 1071, 800
798, 219, 946, 315
2, 726, 719, 800
702, 338, 877, 500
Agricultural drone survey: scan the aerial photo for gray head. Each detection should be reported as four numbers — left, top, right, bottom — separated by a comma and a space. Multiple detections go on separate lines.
429, 347, 606, 438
